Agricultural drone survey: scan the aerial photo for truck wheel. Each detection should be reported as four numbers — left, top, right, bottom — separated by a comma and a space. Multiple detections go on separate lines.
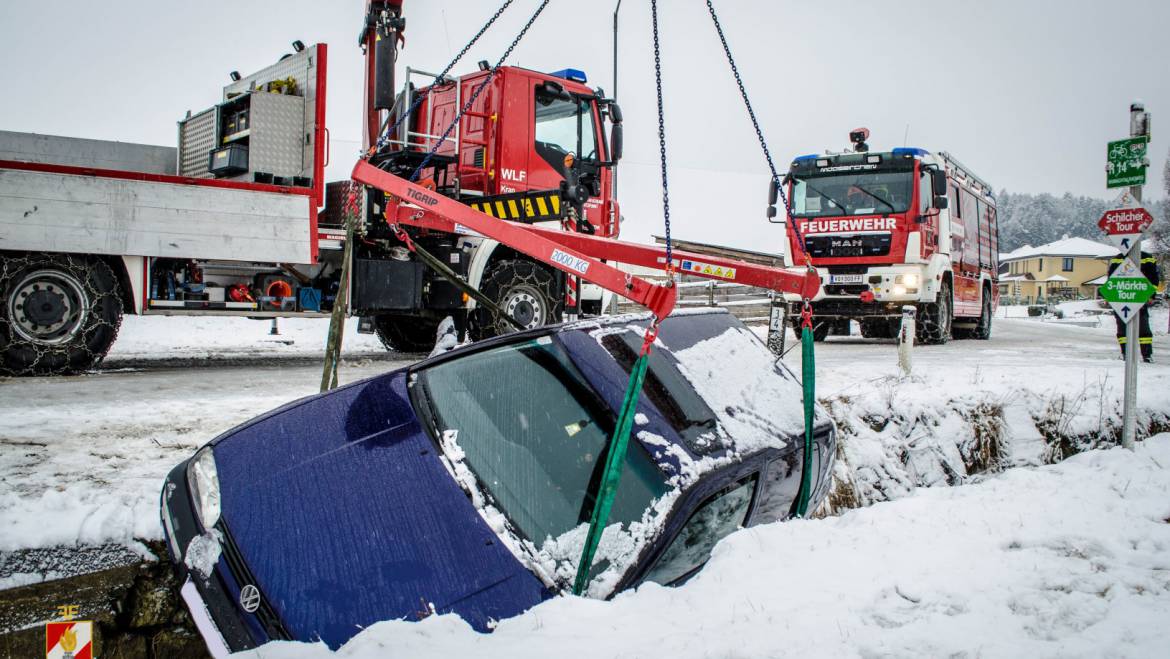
373, 315, 439, 353
916, 280, 952, 345
469, 260, 563, 340
1, 253, 123, 375
971, 290, 993, 340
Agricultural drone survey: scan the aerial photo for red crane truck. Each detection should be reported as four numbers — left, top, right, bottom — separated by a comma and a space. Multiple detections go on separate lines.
0, 0, 818, 376
781, 130, 999, 344
0, 5, 625, 374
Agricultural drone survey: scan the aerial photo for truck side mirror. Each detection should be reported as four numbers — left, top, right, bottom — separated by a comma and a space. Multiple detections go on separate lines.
608, 101, 623, 124
934, 195, 949, 210
931, 169, 947, 196
768, 178, 779, 206
609, 123, 623, 162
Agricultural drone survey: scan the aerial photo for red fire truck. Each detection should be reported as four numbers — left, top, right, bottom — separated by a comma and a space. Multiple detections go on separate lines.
782, 131, 999, 344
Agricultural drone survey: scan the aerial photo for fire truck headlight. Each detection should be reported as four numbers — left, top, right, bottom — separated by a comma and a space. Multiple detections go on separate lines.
187, 448, 221, 530
903, 273, 919, 287
893, 285, 907, 296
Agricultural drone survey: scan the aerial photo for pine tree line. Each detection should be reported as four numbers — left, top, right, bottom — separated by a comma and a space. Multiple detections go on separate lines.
995, 150, 1168, 253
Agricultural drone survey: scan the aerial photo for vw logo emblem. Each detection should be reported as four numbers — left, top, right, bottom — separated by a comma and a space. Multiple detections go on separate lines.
239, 584, 261, 613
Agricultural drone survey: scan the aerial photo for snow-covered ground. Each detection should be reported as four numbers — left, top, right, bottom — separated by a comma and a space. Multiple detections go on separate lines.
250, 435, 1170, 659
3, 312, 1170, 655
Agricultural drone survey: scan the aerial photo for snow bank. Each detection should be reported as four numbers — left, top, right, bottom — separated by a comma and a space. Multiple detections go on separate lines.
822, 376, 1006, 511
245, 436, 1170, 659
799, 318, 1170, 511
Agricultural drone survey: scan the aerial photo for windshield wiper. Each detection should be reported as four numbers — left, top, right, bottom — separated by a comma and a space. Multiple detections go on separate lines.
851, 184, 895, 213
796, 179, 850, 215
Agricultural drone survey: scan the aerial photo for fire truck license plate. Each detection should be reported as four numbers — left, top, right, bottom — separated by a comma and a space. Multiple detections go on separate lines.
830, 274, 864, 284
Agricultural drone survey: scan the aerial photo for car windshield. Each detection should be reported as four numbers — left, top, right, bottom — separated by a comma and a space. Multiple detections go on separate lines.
791, 171, 913, 217
416, 336, 668, 547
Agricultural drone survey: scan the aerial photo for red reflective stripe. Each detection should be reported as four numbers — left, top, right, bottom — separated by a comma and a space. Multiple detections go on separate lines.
0, 159, 310, 196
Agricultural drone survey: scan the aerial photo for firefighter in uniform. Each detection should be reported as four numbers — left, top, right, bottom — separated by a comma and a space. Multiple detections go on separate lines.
1108, 251, 1160, 362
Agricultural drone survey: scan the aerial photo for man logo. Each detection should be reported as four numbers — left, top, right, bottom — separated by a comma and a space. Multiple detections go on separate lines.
239, 584, 262, 613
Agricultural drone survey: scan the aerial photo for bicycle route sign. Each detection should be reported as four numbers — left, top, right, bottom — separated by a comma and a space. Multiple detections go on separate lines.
1106, 136, 1149, 188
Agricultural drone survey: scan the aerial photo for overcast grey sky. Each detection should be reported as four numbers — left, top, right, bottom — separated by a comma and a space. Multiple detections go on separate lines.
1, 0, 1166, 248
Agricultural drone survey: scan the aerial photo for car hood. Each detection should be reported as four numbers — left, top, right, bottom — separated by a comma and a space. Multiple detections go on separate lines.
210, 370, 550, 648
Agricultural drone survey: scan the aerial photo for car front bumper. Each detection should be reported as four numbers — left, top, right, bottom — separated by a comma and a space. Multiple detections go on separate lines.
160, 460, 264, 654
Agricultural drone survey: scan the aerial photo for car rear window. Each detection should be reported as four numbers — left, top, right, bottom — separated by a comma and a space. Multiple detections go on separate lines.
416, 336, 668, 547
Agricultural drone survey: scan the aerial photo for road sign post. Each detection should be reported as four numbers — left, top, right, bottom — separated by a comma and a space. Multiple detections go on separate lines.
1110, 103, 1152, 450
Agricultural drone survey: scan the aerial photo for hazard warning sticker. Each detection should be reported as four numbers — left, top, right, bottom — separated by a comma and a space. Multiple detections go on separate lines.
680, 259, 737, 280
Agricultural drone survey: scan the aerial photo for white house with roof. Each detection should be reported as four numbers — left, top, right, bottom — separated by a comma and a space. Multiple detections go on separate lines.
998, 236, 1118, 302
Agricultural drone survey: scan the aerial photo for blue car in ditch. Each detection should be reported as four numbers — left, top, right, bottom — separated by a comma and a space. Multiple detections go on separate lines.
160, 309, 836, 655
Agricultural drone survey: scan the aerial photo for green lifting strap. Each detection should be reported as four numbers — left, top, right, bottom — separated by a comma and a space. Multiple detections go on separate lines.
795, 324, 816, 517
572, 347, 652, 596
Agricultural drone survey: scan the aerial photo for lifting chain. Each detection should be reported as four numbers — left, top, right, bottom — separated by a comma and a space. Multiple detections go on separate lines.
704, 0, 811, 269
409, 0, 551, 182
650, 0, 673, 271
705, 0, 818, 518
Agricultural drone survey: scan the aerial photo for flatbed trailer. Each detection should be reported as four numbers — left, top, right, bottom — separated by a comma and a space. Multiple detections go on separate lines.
0, 45, 337, 374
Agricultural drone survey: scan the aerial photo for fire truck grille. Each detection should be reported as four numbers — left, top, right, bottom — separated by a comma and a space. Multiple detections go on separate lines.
806, 233, 891, 258
825, 284, 869, 296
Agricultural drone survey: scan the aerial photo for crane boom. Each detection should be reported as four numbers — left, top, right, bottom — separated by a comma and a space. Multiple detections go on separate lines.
352, 161, 820, 317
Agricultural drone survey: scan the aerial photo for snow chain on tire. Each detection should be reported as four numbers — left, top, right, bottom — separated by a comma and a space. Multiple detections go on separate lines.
916, 281, 951, 345
0, 252, 124, 376
469, 260, 563, 340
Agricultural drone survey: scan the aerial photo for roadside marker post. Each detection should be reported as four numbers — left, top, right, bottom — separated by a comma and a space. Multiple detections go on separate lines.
1105, 103, 1153, 450
897, 305, 915, 377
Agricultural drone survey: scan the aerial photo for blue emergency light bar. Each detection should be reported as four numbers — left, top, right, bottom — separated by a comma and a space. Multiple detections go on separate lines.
892, 147, 930, 158
549, 68, 588, 83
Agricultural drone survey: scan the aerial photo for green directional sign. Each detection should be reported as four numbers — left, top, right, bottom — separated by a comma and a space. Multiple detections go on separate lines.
1106, 136, 1149, 188
1101, 276, 1156, 304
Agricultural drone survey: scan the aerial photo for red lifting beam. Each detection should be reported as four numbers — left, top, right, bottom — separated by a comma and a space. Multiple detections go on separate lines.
354, 161, 679, 318
352, 160, 821, 316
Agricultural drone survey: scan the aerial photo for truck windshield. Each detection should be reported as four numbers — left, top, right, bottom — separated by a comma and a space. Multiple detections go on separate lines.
535, 89, 599, 172
791, 171, 913, 217
416, 337, 668, 547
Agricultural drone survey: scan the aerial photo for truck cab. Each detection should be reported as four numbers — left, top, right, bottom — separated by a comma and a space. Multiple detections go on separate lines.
355, 11, 624, 349
783, 139, 998, 344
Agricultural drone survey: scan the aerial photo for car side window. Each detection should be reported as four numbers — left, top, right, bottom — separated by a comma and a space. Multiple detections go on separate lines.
643, 476, 756, 586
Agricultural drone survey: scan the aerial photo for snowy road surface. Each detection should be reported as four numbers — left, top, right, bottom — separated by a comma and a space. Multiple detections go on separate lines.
0, 316, 416, 559
2, 310, 1170, 656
